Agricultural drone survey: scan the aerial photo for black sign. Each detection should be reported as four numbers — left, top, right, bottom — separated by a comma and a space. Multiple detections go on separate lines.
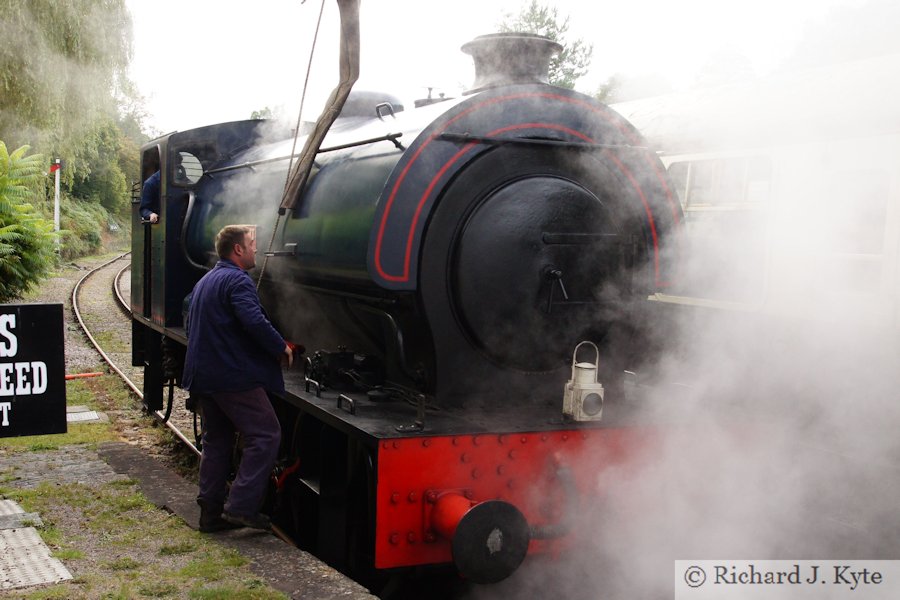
0, 304, 66, 437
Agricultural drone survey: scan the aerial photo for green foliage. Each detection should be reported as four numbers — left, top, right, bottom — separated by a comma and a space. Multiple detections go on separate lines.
0, 421, 118, 452
0, 142, 57, 302
70, 119, 130, 214
0, 0, 133, 128
159, 541, 198, 556
597, 72, 674, 104
178, 549, 249, 581
498, 0, 593, 89
105, 556, 142, 571
188, 585, 287, 599
0, 0, 146, 237
52, 548, 86, 560
595, 74, 621, 103
250, 106, 275, 120
57, 195, 111, 259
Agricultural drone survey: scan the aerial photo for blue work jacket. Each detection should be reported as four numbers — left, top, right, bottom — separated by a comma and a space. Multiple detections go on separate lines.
182, 259, 286, 394
140, 170, 160, 220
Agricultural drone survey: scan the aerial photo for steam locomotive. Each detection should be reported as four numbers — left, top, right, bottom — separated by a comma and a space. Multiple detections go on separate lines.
131, 31, 681, 585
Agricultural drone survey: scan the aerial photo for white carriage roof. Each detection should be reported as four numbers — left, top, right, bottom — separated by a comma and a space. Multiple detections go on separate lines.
611, 53, 900, 154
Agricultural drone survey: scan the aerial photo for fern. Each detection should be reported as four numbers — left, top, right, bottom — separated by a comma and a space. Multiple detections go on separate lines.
0, 141, 57, 302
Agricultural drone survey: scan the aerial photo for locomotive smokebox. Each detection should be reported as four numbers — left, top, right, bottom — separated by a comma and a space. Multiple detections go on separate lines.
462, 32, 562, 93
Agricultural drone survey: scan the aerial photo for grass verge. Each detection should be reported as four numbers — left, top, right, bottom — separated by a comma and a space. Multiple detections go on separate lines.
0, 480, 287, 599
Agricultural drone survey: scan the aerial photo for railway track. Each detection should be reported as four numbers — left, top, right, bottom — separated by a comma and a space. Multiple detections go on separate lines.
71, 252, 200, 455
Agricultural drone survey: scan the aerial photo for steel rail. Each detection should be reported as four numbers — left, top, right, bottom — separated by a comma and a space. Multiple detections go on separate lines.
112, 262, 131, 315
72, 252, 200, 456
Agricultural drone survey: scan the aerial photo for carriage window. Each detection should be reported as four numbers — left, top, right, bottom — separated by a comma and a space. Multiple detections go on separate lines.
666, 155, 771, 302
667, 162, 689, 206
668, 156, 771, 208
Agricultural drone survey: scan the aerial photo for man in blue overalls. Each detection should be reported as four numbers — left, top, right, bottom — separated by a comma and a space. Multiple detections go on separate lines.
139, 170, 160, 223
182, 224, 293, 532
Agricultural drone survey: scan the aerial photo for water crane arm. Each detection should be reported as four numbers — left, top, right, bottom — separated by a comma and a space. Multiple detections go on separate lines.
279, 0, 360, 213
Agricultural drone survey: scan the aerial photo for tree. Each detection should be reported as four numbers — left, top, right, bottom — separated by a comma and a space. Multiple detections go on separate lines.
595, 74, 623, 104
251, 106, 276, 120
498, 0, 592, 89
597, 72, 674, 104
0, 0, 142, 225
0, 142, 56, 302
70, 119, 130, 214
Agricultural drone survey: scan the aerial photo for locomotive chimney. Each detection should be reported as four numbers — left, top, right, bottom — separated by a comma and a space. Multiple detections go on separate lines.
461, 32, 563, 94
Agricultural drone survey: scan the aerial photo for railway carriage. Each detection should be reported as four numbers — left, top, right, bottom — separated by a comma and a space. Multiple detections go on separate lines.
611, 53, 900, 333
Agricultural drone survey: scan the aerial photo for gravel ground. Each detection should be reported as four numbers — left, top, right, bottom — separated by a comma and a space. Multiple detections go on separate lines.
25, 251, 190, 465
31, 255, 113, 374
67, 251, 200, 467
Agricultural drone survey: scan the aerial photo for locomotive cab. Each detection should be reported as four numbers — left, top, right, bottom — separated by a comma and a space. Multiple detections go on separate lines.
131, 120, 284, 410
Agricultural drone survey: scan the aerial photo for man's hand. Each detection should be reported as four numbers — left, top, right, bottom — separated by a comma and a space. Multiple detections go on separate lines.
282, 344, 294, 369
149, 212, 159, 224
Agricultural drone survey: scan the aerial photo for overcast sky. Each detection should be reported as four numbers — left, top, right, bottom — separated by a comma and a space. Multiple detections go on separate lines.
125, 0, 863, 134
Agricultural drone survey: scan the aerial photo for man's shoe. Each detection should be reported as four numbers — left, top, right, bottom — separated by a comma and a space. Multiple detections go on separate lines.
199, 513, 242, 533
221, 511, 272, 531
199, 503, 241, 533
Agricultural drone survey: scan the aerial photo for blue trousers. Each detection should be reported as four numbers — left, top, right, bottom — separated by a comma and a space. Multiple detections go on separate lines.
198, 387, 281, 517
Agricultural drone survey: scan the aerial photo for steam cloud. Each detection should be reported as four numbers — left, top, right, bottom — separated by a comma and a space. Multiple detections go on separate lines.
462, 18, 900, 600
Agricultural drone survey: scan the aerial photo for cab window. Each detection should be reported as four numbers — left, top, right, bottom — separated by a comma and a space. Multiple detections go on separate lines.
174, 151, 204, 184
